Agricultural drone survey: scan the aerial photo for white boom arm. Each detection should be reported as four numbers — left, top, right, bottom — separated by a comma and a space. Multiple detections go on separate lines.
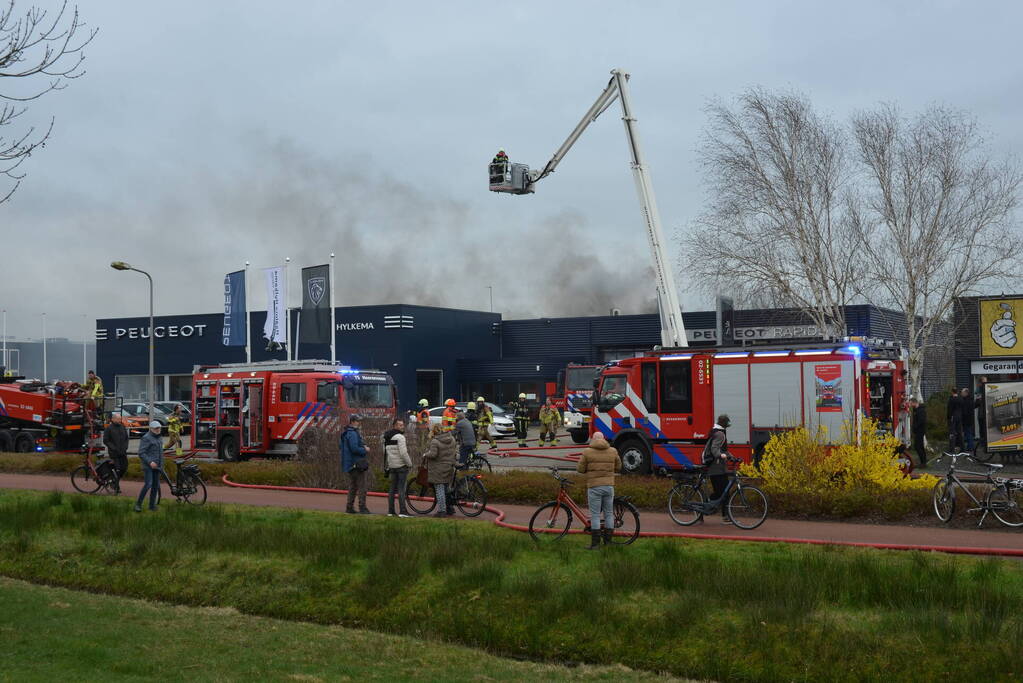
524, 69, 688, 348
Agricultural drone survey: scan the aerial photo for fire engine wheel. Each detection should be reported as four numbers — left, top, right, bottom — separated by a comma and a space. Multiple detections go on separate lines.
617, 439, 651, 475
0, 430, 13, 453
13, 432, 34, 453
218, 435, 239, 462
569, 429, 588, 445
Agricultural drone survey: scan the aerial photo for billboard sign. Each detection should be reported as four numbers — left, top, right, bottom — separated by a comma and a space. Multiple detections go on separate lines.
984, 382, 1023, 451
980, 298, 1023, 357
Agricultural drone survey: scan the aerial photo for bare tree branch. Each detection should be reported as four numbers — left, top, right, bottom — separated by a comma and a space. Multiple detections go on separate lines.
0, 0, 95, 202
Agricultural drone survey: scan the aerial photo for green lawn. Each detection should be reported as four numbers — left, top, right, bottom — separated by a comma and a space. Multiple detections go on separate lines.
1, 489, 1022, 682
0, 576, 674, 682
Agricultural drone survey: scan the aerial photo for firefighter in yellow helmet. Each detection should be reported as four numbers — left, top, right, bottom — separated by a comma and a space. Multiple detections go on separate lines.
416, 399, 431, 452
512, 393, 530, 448
475, 396, 495, 450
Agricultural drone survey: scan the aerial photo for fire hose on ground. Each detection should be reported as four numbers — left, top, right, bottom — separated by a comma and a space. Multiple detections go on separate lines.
219, 475, 1023, 559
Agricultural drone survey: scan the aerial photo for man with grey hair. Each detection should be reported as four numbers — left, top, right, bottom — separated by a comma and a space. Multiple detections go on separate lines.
135, 420, 164, 512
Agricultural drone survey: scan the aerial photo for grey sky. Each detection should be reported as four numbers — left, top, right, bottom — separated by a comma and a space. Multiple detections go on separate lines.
3, 0, 1022, 341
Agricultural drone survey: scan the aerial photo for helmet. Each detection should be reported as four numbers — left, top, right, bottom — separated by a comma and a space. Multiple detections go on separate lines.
418, 399, 428, 407
518, 393, 526, 399
498, 148, 505, 153
445, 398, 456, 407
466, 401, 476, 410
476, 396, 485, 403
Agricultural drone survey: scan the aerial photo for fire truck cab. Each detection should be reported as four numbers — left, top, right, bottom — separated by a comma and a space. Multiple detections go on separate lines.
191, 360, 396, 461
591, 340, 908, 474
546, 364, 602, 444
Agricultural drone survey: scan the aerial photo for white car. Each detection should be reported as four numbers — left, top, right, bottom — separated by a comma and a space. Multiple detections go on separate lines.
424, 402, 515, 438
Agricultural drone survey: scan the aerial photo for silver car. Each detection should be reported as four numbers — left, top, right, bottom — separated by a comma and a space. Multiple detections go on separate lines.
426, 402, 514, 437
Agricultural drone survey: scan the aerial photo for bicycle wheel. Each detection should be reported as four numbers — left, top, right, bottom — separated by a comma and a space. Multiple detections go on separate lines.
474, 456, 493, 474
932, 479, 955, 522
455, 478, 487, 517
528, 501, 573, 543
70, 465, 102, 494
987, 486, 1023, 527
181, 476, 207, 505
667, 483, 705, 526
405, 480, 437, 515
727, 485, 768, 530
609, 498, 641, 544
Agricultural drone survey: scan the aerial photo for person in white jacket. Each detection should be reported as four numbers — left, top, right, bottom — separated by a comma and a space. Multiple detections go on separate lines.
383, 418, 414, 517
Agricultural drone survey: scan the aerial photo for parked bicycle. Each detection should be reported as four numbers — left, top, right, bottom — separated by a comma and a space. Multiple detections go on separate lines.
932, 452, 1023, 527
661, 457, 769, 530
406, 463, 487, 517
70, 450, 121, 495
156, 454, 207, 506
528, 467, 640, 544
466, 451, 493, 473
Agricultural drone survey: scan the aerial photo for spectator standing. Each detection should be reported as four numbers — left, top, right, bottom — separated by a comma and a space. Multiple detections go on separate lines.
910, 398, 928, 468
341, 415, 371, 514
383, 418, 413, 517
702, 414, 734, 525
134, 421, 164, 512
960, 387, 976, 452
454, 410, 476, 466
946, 388, 964, 452
102, 413, 129, 492
576, 432, 622, 549
422, 424, 456, 517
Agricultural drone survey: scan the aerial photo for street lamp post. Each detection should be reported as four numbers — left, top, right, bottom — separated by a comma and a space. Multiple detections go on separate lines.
111, 261, 155, 420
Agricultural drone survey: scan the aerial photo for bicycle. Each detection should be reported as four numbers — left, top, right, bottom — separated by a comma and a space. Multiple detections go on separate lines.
662, 458, 769, 530
155, 454, 207, 505
405, 463, 487, 517
466, 451, 494, 473
527, 467, 640, 544
932, 452, 1023, 527
70, 450, 121, 495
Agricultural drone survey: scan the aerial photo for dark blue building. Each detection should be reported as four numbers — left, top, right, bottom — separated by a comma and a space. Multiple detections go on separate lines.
96, 302, 951, 409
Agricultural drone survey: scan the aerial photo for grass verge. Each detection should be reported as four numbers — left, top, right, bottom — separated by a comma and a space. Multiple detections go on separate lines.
0, 576, 675, 682
2, 489, 1022, 681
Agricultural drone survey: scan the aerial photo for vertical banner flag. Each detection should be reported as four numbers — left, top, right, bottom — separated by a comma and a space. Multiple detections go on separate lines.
300, 264, 330, 344
263, 266, 287, 347
222, 270, 247, 346
716, 295, 734, 343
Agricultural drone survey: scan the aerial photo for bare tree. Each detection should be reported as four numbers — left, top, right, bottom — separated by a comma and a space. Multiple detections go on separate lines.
1, 0, 95, 202
850, 105, 1021, 397
684, 89, 861, 335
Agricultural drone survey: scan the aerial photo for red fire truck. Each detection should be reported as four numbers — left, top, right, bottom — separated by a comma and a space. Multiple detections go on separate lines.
0, 376, 107, 453
591, 340, 909, 474
546, 364, 602, 444
191, 360, 397, 461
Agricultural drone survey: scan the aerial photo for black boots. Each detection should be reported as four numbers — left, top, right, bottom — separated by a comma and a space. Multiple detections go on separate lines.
587, 531, 602, 550
602, 529, 613, 545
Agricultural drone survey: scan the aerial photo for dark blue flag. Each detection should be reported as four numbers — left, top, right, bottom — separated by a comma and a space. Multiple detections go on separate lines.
222, 270, 247, 346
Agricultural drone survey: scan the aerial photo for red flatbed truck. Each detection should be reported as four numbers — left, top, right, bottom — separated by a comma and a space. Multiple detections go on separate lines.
191, 360, 397, 461
590, 340, 909, 474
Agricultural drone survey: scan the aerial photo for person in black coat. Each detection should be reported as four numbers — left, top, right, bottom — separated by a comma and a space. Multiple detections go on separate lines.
909, 398, 928, 467
960, 387, 977, 452
946, 388, 964, 452
102, 414, 130, 490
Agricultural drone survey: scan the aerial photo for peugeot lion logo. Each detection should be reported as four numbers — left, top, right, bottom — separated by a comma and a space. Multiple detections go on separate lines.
307, 277, 326, 305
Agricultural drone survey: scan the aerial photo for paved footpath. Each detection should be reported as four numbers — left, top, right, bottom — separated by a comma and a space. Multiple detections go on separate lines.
3, 472, 1023, 555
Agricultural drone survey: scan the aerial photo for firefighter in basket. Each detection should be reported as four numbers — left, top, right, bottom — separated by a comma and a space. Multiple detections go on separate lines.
475, 396, 495, 451
539, 397, 561, 447
512, 393, 530, 448
83, 370, 104, 422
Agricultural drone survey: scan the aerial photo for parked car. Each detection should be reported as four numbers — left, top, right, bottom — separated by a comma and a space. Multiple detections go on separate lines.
110, 406, 150, 438
425, 402, 515, 438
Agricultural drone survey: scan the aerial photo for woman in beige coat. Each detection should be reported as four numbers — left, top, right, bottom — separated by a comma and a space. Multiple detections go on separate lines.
576, 433, 622, 549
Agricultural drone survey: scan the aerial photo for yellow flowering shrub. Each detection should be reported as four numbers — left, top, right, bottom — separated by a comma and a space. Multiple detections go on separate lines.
740, 419, 937, 518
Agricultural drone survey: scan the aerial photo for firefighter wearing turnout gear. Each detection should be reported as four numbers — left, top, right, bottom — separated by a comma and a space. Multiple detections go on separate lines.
538, 398, 561, 447
512, 393, 530, 448
442, 398, 458, 433
475, 396, 495, 450
83, 370, 103, 422
165, 404, 184, 456
416, 399, 431, 452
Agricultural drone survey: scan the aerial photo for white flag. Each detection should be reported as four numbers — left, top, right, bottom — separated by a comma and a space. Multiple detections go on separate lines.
263, 266, 287, 343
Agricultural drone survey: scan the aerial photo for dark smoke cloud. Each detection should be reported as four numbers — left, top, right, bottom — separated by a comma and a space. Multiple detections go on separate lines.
2, 136, 655, 338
